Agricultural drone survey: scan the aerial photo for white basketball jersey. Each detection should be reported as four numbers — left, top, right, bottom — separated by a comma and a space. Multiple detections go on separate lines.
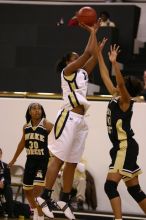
61, 68, 90, 113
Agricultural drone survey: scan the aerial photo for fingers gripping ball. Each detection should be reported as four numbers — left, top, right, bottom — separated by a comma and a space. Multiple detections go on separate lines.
76, 6, 97, 26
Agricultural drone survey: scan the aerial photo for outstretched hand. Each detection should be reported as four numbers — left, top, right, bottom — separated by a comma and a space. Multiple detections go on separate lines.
108, 44, 120, 63
98, 37, 108, 51
93, 37, 107, 57
79, 18, 101, 33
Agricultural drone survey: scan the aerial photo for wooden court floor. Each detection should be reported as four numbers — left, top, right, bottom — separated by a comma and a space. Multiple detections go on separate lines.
0, 217, 146, 220
53, 210, 146, 220
2, 215, 145, 219
1, 211, 146, 220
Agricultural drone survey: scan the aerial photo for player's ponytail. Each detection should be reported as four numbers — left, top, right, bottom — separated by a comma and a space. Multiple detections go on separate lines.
56, 52, 74, 74
124, 75, 143, 97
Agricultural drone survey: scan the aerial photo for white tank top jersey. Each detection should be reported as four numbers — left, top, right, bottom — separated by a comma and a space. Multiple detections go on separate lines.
61, 68, 90, 113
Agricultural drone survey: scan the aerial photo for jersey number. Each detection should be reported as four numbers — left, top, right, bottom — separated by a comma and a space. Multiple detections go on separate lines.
29, 141, 39, 149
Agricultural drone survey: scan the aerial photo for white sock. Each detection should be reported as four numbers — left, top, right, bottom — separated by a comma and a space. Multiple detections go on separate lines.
38, 215, 44, 220
33, 208, 38, 220
33, 208, 38, 214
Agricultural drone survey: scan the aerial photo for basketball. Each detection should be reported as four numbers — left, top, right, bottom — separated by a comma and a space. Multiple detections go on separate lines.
76, 6, 97, 26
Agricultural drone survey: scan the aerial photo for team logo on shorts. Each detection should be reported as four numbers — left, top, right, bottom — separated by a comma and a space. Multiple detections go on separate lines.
36, 170, 43, 178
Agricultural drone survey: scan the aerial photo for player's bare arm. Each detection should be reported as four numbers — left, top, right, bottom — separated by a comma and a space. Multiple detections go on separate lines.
96, 43, 117, 95
8, 126, 25, 167
109, 45, 131, 111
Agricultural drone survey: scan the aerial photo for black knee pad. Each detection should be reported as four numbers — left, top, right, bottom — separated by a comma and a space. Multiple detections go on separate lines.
127, 184, 146, 203
104, 180, 119, 200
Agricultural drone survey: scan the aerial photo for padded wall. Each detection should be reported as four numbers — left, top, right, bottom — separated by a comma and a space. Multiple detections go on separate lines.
0, 3, 140, 93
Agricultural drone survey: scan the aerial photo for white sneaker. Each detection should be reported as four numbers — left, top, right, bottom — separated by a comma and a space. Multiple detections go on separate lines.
36, 197, 54, 219
57, 201, 75, 220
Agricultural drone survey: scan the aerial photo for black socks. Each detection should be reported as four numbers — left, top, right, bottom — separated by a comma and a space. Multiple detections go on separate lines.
60, 192, 70, 203
41, 188, 53, 200
41, 189, 71, 204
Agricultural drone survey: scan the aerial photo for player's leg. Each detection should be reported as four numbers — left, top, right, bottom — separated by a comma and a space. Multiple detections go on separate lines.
52, 175, 62, 202
36, 156, 63, 218
125, 176, 146, 213
104, 172, 123, 220
33, 158, 50, 220
56, 112, 87, 220
56, 163, 77, 220
23, 159, 44, 220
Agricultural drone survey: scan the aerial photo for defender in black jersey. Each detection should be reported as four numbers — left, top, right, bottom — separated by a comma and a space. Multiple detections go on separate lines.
9, 103, 53, 220
96, 44, 146, 220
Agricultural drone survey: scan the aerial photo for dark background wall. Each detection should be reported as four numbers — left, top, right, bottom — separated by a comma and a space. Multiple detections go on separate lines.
0, 3, 140, 93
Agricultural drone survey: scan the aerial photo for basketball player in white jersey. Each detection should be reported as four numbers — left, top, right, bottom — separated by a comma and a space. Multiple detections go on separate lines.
36, 21, 103, 220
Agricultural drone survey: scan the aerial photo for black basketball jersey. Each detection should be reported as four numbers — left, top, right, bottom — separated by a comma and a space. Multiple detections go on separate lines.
106, 97, 134, 143
24, 118, 49, 159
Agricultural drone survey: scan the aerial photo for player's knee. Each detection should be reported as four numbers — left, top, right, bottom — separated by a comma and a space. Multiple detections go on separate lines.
127, 184, 146, 203
104, 180, 119, 200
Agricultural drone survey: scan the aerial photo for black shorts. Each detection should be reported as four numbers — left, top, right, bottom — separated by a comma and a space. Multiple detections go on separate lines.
23, 157, 48, 188
109, 138, 142, 180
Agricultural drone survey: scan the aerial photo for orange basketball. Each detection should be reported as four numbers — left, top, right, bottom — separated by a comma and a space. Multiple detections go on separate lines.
76, 6, 97, 26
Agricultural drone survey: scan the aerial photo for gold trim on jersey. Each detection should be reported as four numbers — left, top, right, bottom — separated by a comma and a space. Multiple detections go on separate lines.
109, 167, 142, 179
54, 109, 69, 139
63, 73, 78, 91
116, 119, 127, 141
33, 181, 45, 186
68, 91, 80, 108
26, 118, 44, 131
32, 126, 37, 131
110, 120, 128, 172
122, 170, 142, 182
63, 73, 76, 81
23, 184, 34, 190
113, 140, 127, 171
70, 82, 76, 91
114, 119, 127, 170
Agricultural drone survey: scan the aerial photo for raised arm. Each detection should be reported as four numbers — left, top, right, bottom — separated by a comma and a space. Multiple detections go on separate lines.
109, 45, 131, 106
64, 23, 98, 76
8, 126, 25, 167
81, 19, 102, 75
95, 42, 116, 95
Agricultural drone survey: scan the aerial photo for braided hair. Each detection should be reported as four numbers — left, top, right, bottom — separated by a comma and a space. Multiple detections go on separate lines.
25, 103, 46, 123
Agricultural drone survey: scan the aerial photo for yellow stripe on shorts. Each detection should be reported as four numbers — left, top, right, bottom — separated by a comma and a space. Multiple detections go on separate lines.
54, 109, 69, 139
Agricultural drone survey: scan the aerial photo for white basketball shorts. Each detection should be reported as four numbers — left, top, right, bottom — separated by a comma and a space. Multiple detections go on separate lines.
48, 109, 88, 163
